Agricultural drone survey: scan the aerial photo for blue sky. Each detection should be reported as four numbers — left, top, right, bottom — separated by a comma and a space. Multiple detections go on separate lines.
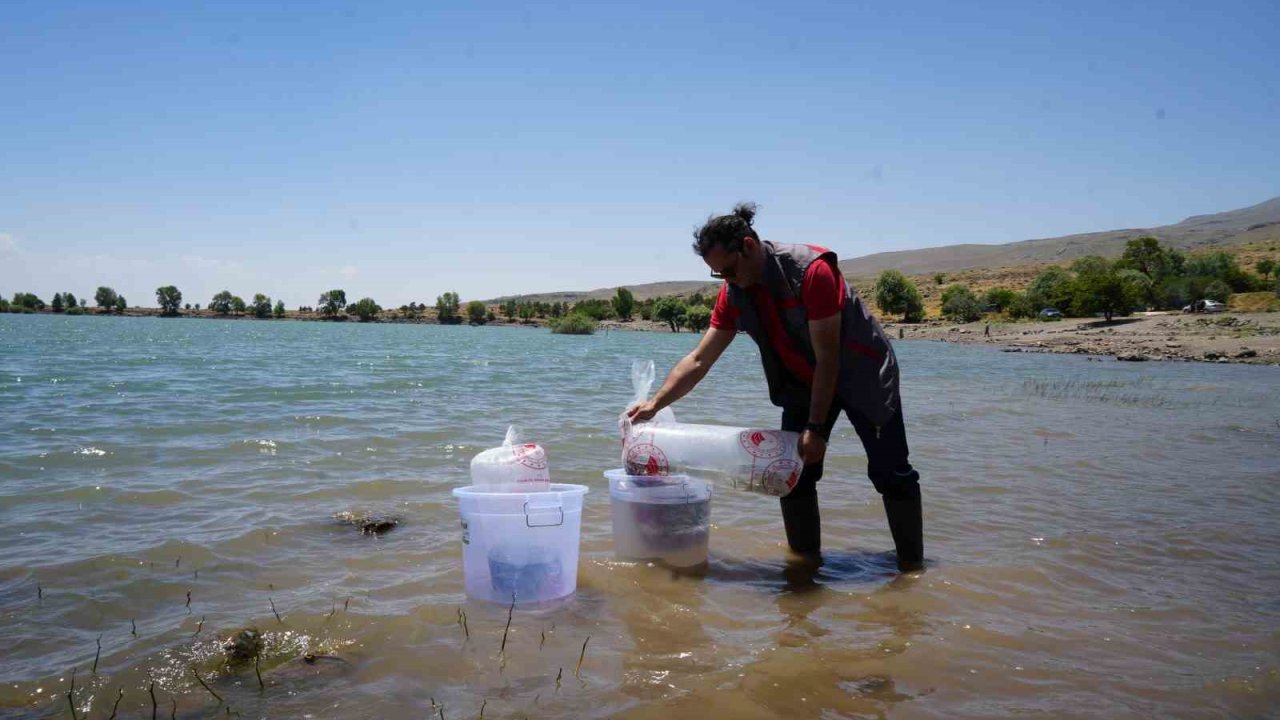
2, 0, 1277, 308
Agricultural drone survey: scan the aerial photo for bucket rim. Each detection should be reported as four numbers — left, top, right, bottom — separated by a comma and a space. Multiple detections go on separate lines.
453, 482, 589, 498
602, 469, 693, 483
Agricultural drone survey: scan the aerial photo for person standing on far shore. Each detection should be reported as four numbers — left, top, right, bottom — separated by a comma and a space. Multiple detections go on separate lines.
625, 203, 924, 573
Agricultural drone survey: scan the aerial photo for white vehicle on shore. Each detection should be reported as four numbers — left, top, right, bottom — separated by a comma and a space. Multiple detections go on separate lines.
1182, 299, 1226, 313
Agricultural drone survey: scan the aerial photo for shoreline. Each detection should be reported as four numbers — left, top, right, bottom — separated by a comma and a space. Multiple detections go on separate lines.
15, 307, 1280, 365
886, 312, 1280, 365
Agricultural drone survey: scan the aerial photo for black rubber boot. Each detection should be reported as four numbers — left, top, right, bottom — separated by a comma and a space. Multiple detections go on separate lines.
780, 492, 822, 558
882, 485, 923, 572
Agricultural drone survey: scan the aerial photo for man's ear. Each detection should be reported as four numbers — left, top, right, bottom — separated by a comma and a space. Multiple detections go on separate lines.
742, 235, 759, 253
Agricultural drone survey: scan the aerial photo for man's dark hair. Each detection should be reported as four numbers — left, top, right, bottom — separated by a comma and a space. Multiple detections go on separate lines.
692, 202, 759, 257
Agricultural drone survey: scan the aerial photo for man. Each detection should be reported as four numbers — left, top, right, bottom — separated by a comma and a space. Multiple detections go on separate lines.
626, 203, 923, 572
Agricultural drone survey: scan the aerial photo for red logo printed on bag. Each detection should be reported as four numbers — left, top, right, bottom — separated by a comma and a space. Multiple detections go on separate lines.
513, 443, 548, 470
763, 459, 802, 495
624, 443, 668, 476
739, 429, 785, 459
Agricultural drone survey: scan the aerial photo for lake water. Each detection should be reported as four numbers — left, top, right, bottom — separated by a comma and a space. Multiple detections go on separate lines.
1, 314, 1278, 718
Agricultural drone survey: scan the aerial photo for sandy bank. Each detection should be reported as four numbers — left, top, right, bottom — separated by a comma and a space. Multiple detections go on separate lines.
887, 312, 1280, 365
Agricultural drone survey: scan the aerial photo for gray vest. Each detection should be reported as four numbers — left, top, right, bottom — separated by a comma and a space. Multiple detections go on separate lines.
727, 241, 900, 428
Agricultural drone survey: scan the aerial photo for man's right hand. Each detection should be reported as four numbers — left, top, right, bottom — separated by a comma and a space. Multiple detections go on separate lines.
626, 401, 659, 423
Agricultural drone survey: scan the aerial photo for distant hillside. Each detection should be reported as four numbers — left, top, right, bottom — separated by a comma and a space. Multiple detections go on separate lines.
487, 279, 719, 305
837, 195, 1280, 278
490, 195, 1279, 304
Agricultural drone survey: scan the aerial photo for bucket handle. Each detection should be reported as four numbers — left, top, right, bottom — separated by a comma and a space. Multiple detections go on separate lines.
524, 500, 564, 528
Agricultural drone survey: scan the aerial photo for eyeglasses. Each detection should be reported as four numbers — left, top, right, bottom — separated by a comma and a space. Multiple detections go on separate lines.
709, 252, 742, 281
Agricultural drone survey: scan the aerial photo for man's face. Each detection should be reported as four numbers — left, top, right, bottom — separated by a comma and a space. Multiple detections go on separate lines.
703, 237, 761, 288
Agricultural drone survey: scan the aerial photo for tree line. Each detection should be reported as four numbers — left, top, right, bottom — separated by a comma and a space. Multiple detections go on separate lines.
873, 237, 1280, 323
0, 283, 715, 333
14, 240, 1269, 325
1, 288, 129, 315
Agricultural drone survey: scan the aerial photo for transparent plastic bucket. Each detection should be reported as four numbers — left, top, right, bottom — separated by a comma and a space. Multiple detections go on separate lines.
603, 470, 712, 568
452, 483, 588, 604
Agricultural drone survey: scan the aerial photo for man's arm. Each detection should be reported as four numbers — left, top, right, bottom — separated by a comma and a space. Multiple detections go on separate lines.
626, 326, 736, 422
799, 314, 841, 464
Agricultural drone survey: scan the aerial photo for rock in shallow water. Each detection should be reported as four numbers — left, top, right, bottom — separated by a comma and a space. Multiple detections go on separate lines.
223, 628, 262, 662
334, 511, 400, 535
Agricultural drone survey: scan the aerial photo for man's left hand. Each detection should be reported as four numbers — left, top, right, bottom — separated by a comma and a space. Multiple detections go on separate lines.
799, 429, 827, 466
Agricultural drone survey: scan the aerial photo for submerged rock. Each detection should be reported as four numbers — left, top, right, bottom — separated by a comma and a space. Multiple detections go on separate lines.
334, 511, 400, 535
223, 628, 262, 662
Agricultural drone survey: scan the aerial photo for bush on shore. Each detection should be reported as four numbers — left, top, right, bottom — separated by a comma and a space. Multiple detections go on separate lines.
550, 313, 597, 335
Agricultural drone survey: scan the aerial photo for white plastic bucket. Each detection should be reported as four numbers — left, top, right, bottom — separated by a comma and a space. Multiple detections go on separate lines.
452, 483, 588, 604
603, 470, 712, 568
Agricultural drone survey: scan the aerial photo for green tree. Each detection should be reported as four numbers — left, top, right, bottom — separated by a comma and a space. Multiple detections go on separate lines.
685, 304, 712, 332
350, 297, 381, 321
549, 313, 597, 335
933, 272, 947, 286
1203, 279, 1232, 303
210, 290, 234, 315
654, 297, 688, 332
115, 295, 128, 313
1256, 259, 1276, 277
435, 292, 460, 323
95, 286, 119, 313
1025, 266, 1074, 312
1069, 256, 1144, 321
1184, 251, 1259, 291
64, 292, 77, 309
273, 300, 286, 318
51, 293, 64, 312
466, 300, 487, 324
941, 284, 983, 322
0, 298, 9, 312
231, 296, 246, 315
12, 292, 43, 310
982, 287, 1018, 313
318, 289, 347, 318
1006, 293, 1036, 319
570, 298, 614, 320
874, 270, 925, 322
1184, 251, 1237, 279
613, 287, 635, 320
156, 286, 183, 316
502, 299, 517, 320
1117, 236, 1182, 281
250, 293, 272, 319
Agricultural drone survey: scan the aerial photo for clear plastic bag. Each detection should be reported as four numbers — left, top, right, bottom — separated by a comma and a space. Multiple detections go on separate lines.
469, 425, 551, 492
619, 360, 803, 496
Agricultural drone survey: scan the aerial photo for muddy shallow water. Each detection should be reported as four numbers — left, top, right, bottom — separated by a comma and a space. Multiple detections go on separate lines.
1, 315, 1277, 718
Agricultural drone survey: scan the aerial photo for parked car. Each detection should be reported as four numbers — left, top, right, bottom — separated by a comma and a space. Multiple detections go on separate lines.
1182, 299, 1226, 313
1038, 307, 1063, 320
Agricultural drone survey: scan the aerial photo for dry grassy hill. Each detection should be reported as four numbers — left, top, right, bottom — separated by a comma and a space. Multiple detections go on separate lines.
837, 195, 1280, 278
491, 196, 1280, 311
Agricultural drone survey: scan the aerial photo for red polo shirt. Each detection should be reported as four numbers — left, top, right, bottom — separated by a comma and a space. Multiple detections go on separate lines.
709, 249, 845, 384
